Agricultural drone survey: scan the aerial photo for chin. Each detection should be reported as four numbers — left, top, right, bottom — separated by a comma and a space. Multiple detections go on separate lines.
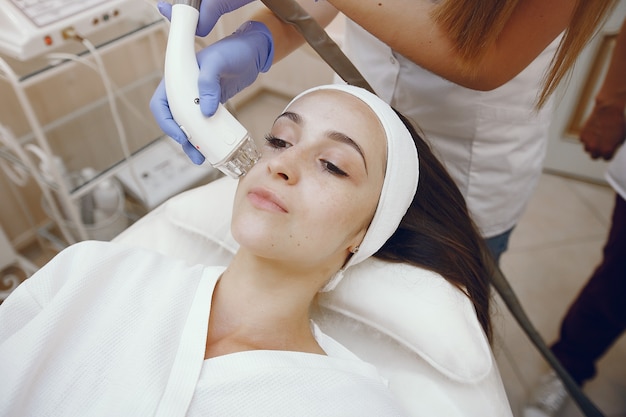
231, 220, 277, 252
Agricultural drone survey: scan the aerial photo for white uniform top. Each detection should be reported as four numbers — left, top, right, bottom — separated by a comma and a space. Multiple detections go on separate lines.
0, 241, 406, 417
341, 21, 560, 238
607, 144, 626, 199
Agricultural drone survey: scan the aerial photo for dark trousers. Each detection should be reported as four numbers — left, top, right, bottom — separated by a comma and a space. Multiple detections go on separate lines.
551, 193, 626, 385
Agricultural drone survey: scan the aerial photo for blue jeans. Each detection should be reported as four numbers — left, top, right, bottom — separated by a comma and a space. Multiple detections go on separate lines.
484, 227, 514, 265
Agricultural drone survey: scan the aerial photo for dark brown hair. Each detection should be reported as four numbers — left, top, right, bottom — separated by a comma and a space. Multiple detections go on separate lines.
374, 111, 494, 342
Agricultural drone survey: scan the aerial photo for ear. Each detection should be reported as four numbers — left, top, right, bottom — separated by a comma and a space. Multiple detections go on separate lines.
341, 239, 362, 269
348, 227, 367, 254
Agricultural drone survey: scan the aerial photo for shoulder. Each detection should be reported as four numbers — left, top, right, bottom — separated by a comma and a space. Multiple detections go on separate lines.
24, 240, 207, 307
46, 240, 146, 269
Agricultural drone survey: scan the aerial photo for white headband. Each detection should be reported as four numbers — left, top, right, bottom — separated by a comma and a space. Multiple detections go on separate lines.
284, 84, 419, 291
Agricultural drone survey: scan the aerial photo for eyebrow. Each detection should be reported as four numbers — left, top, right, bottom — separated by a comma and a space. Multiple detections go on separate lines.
275, 111, 368, 172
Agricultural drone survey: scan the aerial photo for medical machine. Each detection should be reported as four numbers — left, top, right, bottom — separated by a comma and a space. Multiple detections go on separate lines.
0, 0, 146, 61
115, 137, 220, 210
164, 0, 260, 178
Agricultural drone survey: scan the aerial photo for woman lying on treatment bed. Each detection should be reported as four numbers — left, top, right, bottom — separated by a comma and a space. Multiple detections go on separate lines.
0, 84, 499, 416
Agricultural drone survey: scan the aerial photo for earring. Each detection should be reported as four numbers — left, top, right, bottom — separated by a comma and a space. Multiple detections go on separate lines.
350, 246, 360, 254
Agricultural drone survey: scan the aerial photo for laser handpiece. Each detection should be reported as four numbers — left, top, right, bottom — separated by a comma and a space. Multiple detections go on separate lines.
164, 0, 260, 178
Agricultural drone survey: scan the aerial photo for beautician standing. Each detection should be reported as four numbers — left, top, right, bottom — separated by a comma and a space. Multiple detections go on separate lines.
151, 0, 617, 262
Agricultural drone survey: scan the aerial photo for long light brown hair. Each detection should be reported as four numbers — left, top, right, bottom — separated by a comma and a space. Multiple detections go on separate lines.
432, 0, 618, 108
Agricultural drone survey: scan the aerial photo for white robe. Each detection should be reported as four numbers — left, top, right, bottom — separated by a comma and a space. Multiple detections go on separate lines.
0, 240, 406, 417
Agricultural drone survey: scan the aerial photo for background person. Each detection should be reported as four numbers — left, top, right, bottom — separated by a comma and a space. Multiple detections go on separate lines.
523, 17, 626, 417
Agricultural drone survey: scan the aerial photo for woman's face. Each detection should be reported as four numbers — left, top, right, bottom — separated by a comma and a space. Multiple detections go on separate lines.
231, 89, 387, 274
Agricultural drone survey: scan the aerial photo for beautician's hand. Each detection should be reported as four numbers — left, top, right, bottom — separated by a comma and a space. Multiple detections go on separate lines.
579, 102, 626, 160
150, 21, 274, 164
156, 0, 257, 37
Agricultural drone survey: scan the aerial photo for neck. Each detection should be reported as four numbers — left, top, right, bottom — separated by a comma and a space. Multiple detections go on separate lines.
206, 250, 330, 357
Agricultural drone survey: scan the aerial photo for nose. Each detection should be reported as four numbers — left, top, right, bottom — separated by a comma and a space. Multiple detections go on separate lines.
267, 148, 300, 184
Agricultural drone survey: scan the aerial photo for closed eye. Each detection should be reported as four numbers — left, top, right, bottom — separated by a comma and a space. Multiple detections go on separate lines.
322, 160, 348, 177
264, 134, 291, 149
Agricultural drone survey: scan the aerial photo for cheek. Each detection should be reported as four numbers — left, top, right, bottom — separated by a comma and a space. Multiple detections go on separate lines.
341, 187, 381, 235
309, 187, 374, 242
231, 175, 277, 246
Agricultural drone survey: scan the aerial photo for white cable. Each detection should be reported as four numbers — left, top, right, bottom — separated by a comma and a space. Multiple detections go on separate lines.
0, 56, 83, 244
0, 124, 69, 254
45, 52, 158, 132
70, 34, 149, 205
0, 176, 42, 275
0, 124, 50, 264
23, 143, 64, 190
0, 124, 30, 187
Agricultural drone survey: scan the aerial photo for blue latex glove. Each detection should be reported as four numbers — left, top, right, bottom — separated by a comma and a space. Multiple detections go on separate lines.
150, 21, 274, 164
156, 0, 256, 37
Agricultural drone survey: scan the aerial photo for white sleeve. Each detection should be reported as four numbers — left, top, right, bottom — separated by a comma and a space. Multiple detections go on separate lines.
0, 240, 108, 343
0, 279, 42, 343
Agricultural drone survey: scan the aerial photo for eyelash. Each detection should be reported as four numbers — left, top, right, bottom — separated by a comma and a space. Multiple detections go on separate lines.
264, 134, 290, 149
263, 134, 349, 177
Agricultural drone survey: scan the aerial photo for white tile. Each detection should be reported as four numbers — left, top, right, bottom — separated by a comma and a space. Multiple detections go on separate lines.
568, 180, 616, 227
508, 174, 610, 251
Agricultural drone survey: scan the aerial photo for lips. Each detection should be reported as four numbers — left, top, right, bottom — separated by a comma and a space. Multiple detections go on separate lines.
247, 187, 288, 213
